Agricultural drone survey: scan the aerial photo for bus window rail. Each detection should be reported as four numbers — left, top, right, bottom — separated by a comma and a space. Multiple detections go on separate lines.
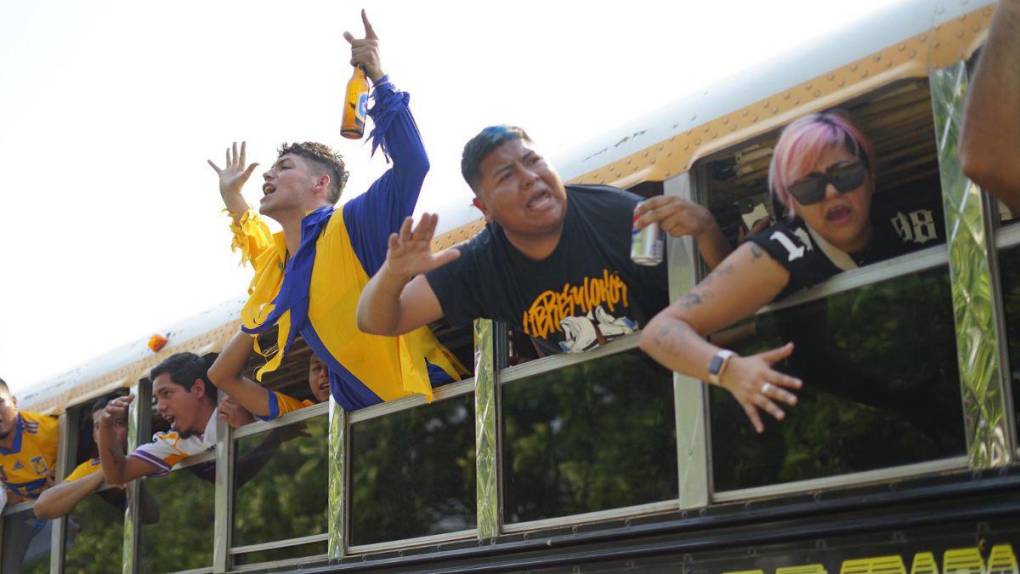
347, 376, 476, 424
498, 332, 641, 385
231, 398, 329, 440
229, 532, 329, 556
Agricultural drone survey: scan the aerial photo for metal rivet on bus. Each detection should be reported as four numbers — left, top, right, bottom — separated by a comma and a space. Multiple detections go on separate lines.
874, 54, 882, 62
898, 43, 906, 51
722, 117, 729, 124
958, 30, 965, 38
839, 80, 846, 87
934, 41, 941, 49
694, 139, 701, 145
910, 50, 918, 58
783, 93, 790, 100
850, 63, 858, 71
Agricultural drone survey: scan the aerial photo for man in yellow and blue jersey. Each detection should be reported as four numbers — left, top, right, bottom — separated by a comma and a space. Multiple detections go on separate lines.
207, 11, 465, 411
0, 377, 59, 503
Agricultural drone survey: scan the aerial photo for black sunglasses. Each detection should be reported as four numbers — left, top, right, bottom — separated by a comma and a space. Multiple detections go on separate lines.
787, 161, 868, 206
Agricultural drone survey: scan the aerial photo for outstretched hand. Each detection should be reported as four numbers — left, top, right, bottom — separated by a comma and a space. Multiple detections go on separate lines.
208, 141, 258, 199
719, 342, 802, 434
384, 213, 460, 281
343, 10, 383, 82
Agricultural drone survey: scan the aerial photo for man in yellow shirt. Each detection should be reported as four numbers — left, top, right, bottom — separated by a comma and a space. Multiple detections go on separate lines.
0, 377, 59, 503
209, 335, 328, 422
34, 397, 127, 519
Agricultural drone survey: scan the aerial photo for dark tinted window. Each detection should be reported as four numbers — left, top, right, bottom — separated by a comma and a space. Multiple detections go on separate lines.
502, 349, 677, 523
232, 416, 328, 548
999, 244, 1020, 444
137, 462, 215, 573
349, 394, 476, 546
1, 509, 50, 574
64, 488, 126, 573
710, 266, 966, 491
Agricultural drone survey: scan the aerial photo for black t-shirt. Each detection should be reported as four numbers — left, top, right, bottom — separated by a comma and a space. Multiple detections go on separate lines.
748, 190, 945, 300
426, 185, 669, 354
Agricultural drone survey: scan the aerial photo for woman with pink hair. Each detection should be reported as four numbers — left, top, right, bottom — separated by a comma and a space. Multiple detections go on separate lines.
639, 111, 941, 433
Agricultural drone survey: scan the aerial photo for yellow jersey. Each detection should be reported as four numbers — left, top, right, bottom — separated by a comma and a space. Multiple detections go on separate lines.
0, 411, 59, 498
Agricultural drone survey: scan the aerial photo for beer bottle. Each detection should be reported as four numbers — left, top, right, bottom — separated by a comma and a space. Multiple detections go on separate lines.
341, 65, 369, 139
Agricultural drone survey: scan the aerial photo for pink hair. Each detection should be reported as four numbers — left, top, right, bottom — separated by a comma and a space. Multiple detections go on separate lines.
768, 111, 875, 218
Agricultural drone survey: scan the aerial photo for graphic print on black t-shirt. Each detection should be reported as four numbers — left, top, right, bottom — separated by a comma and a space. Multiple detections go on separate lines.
520, 268, 637, 353
426, 185, 669, 355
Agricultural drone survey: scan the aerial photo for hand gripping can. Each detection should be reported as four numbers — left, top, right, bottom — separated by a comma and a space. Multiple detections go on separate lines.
631, 215, 664, 266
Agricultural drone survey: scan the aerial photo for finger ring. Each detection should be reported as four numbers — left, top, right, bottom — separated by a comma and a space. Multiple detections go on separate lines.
761, 382, 773, 395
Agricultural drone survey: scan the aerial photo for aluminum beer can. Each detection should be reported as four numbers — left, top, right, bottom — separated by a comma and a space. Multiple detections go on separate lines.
631, 217, 664, 266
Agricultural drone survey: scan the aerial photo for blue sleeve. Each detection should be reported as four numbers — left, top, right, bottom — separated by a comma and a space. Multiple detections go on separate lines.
343, 76, 430, 276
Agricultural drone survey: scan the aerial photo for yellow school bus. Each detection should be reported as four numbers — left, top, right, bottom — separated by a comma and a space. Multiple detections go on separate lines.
3, 0, 1018, 572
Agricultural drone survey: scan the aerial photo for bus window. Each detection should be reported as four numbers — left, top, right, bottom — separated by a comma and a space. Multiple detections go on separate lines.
230, 411, 328, 562
60, 396, 127, 574
348, 391, 476, 547
696, 79, 965, 493
501, 345, 676, 524
709, 266, 965, 490
1, 507, 50, 574
998, 245, 1020, 446
136, 459, 216, 573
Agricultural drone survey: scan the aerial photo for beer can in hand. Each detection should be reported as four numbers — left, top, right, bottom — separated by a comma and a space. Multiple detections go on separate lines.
631, 216, 664, 266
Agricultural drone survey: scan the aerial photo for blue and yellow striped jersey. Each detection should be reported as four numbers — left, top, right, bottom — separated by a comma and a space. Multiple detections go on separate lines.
0, 411, 59, 498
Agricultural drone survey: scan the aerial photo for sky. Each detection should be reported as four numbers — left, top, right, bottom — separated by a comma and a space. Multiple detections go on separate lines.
0, 0, 907, 394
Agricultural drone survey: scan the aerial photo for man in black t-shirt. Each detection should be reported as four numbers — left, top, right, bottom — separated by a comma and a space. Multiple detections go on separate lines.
357, 125, 733, 354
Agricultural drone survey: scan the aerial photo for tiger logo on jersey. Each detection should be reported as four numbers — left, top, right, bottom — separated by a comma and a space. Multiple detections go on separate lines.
30, 456, 48, 475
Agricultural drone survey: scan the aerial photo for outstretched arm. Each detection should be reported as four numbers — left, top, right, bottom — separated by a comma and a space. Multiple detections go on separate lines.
960, 0, 1020, 213
97, 396, 160, 485
639, 242, 801, 433
208, 141, 259, 224
357, 214, 457, 336
634, 196, 733, 269
207, 332, 272, 418
33, 470, 105, 519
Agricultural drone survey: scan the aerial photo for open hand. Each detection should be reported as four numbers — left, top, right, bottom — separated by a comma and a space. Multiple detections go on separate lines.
719, 343, 802, 434
208, 141, 258, 199
343, 10, 383, 82
384, 213, 460, 281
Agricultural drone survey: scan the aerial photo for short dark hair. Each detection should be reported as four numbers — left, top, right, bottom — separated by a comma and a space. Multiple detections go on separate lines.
150, 353, 218, 401
461, 125, 531, 193
277, 142, 350, 204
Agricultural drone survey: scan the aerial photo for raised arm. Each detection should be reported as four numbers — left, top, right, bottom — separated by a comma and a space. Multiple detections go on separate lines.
960, 0, 1020, 213
357, 214, 457, 335
33, 470, 105, 519
633, 195, 733, 270
97, 396, 160, 485
638, 242, 801, 433
208, 141, 259, 224
342, 11, 433, 275
207, 332, 273, 418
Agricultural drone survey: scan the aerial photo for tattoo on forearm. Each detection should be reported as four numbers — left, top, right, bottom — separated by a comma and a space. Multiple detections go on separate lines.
652, 320, 696, 355
679, 292, 702, 309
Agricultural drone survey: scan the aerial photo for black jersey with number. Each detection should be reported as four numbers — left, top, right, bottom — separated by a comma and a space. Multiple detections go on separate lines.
425, 184, 669, 355
748, 191, 945, 300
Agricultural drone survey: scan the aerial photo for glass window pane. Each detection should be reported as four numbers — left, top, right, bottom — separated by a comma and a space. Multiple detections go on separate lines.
232, 416, 328, 548
63, 489, 126, 573
501, 349, 677, 523
232, 541, 327, 567
138, 462, 215, 573
1, 509, 50, 574
710, 266, 966, 491
349, 394, 476, 546
999, 244, 1020, 443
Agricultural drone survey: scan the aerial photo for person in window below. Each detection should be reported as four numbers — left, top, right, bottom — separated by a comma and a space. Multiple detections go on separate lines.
98, 353, 219, 483
0, 376, 58, 503
34, 397, 125, 519
207, 11, 465, 413
357, 125, 732, 355
209, 335, 329, 422
640, 111, 949, 433
960, 0, 1020, 214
